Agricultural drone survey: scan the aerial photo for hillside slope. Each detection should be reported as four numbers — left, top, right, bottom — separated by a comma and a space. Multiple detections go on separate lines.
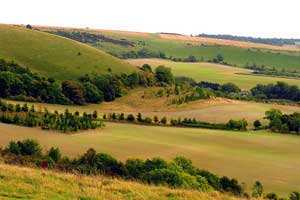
0, 24, 134, 80
0, 164, 243, 200
40, 26, 300, 70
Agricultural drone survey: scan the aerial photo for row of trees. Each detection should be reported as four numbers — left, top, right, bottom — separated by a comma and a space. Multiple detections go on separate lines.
171, 118, 248, 131
103, 112, 249, 131
251, 82, 300, 102
49, 30, 135, 47
0, 101, 103, 132
0, 139, 249, 196
196, 79, 300, 103
103, 112, 167, 125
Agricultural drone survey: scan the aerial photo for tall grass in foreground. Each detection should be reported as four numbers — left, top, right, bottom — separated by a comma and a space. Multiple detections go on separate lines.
0, 163, 248, 200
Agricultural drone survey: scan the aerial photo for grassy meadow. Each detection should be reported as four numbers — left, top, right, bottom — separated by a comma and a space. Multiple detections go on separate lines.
127, 58, 300, 90
41, 26, 300, 70
0, 164, 245, 200
0, 24, 134, 81
0, 122, 299, 196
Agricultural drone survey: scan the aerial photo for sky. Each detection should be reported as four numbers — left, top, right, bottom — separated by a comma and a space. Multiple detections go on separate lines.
1, 0, 300, 38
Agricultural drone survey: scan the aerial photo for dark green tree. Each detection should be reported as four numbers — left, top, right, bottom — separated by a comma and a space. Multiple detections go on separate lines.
62, 80, 85, 105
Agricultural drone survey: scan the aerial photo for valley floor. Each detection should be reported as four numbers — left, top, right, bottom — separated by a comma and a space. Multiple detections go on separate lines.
0, 122, 299, 196
4, 89, 300, 125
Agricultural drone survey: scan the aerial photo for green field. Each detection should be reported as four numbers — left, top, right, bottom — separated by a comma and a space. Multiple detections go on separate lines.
43, 27, 300, 70
0, 24, 134, 80
0, 164, 242, 200
127, 58, 300, 89
0, 122, 299, 196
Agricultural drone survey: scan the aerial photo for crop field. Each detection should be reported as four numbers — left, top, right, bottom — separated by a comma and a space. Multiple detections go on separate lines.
0, 24, 134, 81
0, 122, 299, 196
127, 58, 300, 90
0, 164, 243, 200
40, 26, 300, 70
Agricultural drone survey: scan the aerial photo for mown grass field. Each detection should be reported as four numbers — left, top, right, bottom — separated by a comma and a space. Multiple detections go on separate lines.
40, 26, 300, 70
0, 24, 134, 80
127, 58, 300, 90
0, 164, 245, 200
0, 122, 299, 196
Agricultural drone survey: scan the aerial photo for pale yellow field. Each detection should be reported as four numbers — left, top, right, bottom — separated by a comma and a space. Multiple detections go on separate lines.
159, 33, 300, 51
0, 122, 300, 196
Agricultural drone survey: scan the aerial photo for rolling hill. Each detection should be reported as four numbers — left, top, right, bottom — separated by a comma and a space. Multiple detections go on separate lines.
0, 122, 299, 196
126, 58, 300, 89
39, 26, 300, 71
0, 24, 134, 81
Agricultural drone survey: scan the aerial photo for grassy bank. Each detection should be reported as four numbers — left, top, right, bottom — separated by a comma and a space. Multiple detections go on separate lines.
0, 164, 244, 200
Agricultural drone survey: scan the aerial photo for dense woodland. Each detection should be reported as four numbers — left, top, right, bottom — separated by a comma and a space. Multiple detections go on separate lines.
0, 59, 174, 105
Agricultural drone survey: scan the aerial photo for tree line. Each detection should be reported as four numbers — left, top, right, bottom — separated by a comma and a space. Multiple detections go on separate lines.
2, 139, 299, 199
103, 112, 249, 131
196, 79, 300, 103
1, 138, 292, 199
0, 59, 175, 105
196, 33, 300, 46
0, 101, 103, 132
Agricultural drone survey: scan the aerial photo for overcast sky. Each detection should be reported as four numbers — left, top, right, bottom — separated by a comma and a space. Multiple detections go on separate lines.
1, 0, 300, 38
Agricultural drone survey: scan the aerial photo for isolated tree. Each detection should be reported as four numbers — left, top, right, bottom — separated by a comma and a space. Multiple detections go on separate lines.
154, 116, 159, 123
221, 83, 241, 93
290, 192, 300, 200
253, 120, 262, 130
119, 113, 125, 120
137, 112, 143, 122
48, 147, 62, 163
62, 80, 85, 105
160, 116, 167, 124
26, 24, 32, 29
142, 64, 152, 72
252, 181, 263, 198
92, 111, 98, 119
83, 82, 103, 103
214, 53, 224, 63
127, 114, 135, 122
265, 192, 278, 200
155, 65, 174, 84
